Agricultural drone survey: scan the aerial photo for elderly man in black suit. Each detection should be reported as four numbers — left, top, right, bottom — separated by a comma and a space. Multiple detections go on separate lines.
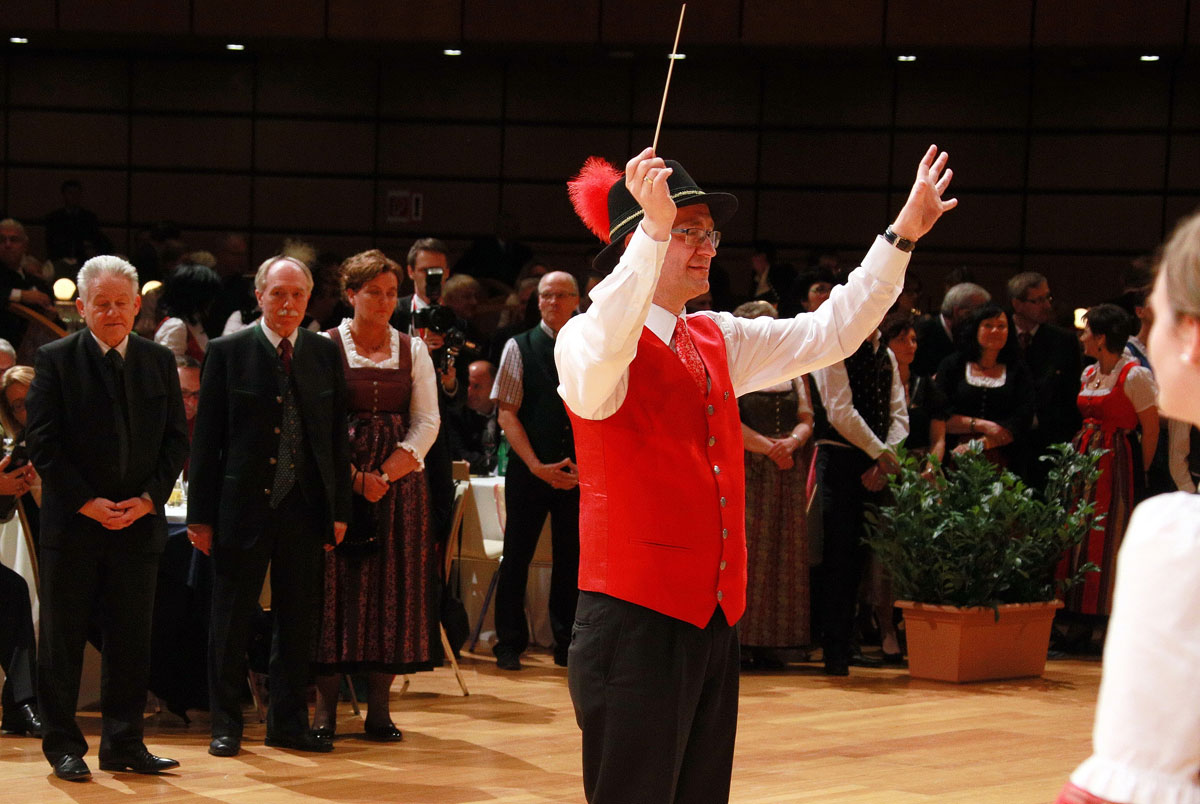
187, 255, 350, 758
26, 255, 189, 782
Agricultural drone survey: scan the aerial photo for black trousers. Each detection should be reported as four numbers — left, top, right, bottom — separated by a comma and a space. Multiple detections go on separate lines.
37, 533, 159, 763
494, 457, 580, 656
816, 445, 879, 663
568, 592, 740, 804
208, 486, 324, 740
0, 563, 36, 715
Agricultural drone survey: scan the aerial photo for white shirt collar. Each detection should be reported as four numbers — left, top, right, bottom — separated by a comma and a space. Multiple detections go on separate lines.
412, 295, 429, 311
259, 321, 299, 350
90, 331, 129, 358
539, 320, 557, 339
646, 304, 679, 346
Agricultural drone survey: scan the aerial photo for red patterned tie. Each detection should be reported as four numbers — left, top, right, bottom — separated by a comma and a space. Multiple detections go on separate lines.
673, 316, 708, 395
278, 337, 293, 374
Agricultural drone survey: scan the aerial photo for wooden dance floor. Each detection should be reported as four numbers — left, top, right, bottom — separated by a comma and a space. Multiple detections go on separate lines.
0, 650, 1099, 803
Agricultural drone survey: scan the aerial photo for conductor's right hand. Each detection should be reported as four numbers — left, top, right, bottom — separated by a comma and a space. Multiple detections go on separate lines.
533, 458, 579, 491
625, 148, 676, 242
188, 523, 213, 556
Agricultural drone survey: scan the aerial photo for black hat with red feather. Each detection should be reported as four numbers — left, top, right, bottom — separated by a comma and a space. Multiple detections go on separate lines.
568, 156, 738, 273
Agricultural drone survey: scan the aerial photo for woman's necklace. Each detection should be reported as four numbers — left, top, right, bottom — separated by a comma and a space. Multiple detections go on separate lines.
351, 324, 388, 354
1090, 356, 1119, 389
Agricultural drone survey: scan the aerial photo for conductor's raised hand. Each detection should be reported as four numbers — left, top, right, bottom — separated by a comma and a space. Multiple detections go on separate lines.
625, 148, 675, 242
890, 144, 958, 242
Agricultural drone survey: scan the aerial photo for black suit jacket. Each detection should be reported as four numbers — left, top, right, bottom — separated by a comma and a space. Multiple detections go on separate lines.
26, 330, 189, 552
1023, 322, 1083, 448
913, 314, 956, 378
186, 324, 351, 549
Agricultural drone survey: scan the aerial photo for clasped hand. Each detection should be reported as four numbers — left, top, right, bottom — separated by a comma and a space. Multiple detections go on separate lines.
80, 496, 153, 530
0, 455, 34, 497
534, 458, 579, 490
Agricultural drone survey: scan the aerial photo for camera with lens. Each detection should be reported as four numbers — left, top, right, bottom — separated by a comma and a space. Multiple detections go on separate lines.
411, 268, 479, 372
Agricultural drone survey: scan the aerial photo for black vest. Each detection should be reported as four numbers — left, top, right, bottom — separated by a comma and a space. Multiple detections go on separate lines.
815, 338, 894, 447
513, 325, 574, 465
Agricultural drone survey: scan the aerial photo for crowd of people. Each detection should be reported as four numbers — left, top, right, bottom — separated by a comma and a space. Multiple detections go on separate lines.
0, 146, 1195, 804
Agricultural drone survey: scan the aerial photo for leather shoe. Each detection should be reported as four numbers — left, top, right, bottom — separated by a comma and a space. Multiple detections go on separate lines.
208, 735, 241, 757
363, 721, 403, 742
848, 650, 884, 668
99, 747, 179, 774
495, 651, 522, 671
310, 725, 335, 740
823, 658, 850, 677
265, 732, 333, 753
553, 649, 569, 668
52, 754, 91, 782
881, 650, 906, 665
1, 703, 42, 737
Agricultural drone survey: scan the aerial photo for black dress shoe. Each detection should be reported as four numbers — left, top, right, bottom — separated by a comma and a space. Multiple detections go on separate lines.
495, 651, 522, 671
208, 735, 241, 757
823, 659, 850, 677
99, 747, 180, 774
881, 650, 906, 665
553, 649, 569, 668
1, 703, 43, 737
52, 754, 91, 782
363, 721, 403, 742
265, 732, 334, 753
848, 650, 884, 668
310, 725, 335, 740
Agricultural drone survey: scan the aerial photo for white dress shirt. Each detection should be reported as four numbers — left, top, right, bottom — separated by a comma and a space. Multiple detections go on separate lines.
153, 316, 209, 360
1070, 491, 1200, 804
492, 320, 556, 409
555, 224, 910, 420
811, 335, 909, 459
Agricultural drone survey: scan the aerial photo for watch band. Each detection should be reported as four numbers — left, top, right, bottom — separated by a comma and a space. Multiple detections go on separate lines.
884, 226, 917, 253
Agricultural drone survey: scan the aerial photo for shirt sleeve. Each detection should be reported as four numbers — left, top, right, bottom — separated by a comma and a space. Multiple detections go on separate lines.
794, 376, 813, 419
554, 224, 670, 420
714, 236, 910, 396
885, 349, 909, 448
493, 338, 524, 409
1122, 366, 1159, 412
811, 360, 889, 459
398, 337, 440, 465
1167, 418, 1197, 493
153, 317, 188, 359
1069, 493, 1200, 804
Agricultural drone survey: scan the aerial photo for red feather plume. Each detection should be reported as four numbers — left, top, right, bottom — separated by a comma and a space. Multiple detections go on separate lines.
568, 156, 622, 243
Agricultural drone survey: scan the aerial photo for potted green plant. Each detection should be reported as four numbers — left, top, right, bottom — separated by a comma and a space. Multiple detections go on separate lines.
864, 442, 1101, 682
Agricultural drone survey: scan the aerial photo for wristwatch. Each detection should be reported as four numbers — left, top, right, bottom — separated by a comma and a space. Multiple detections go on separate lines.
883, 226, 916, 253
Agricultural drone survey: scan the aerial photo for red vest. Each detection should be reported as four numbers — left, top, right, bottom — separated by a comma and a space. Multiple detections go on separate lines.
567, 314, 747, 628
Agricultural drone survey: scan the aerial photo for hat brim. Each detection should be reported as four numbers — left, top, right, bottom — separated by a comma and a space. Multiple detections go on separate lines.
591, 191, 739, 274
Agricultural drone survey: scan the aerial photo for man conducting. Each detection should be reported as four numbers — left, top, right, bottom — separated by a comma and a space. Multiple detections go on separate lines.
188, 255, 350, 757
557, 146, 956, 803
27, 255, 189, 781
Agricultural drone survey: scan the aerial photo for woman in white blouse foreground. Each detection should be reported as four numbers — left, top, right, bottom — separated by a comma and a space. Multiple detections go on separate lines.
1059, 211, 1200, 804
310, 250, 440, 743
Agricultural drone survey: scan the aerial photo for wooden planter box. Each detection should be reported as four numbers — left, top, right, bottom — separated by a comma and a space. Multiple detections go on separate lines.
897, 600, 1064, 683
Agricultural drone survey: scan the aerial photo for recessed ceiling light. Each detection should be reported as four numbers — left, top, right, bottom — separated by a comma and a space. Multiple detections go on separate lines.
10, 37, 29, 45
668, 53, 686, 60
1140, 54, 1160, 62
897, 55, 917, 62
226, 43, 245, 51
444, 48, 462, 56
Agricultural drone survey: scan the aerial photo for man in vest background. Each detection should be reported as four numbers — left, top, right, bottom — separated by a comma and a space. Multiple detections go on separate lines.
491, 271, 582, 671
811, 330, 908, 675
556, 146, 956, 804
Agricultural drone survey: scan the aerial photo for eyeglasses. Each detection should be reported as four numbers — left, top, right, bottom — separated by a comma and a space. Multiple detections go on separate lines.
1022, 294, 1053, 305
539, 291, 578, 301
670, 228, 721, 249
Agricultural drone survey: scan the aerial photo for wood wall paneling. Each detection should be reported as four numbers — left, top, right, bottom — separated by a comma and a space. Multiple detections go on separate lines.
894, 63, 1030, 128
1027, 134, 1167, 191
255, 177, 374, 231
132, 173, 252, 228
255, 120, 377, 175
1166, 196, 1200, 233
761, 132, 891, 187
9, 56, 129, 109
624, 127, 758, 186
891, 132, 1027, 190
58, 0, 189, 34
1023, 254, 1130, 306
464, 1, 600, 44
379, 60, 504, 120
8, 111, 129, 166
1024, 194, 1164, 251
761, 63, 893, 126
502, 125, 629, 181
631, 62, 761, 127
1170, 65, 1200, 128
1032, 63, 1172, 128
192, 0, 326, 38
4, 0, 57, 32
886, 0, 1033, 49
131, 116, 253, 171
506, 62, 632, 124
1168, 136, 1200, 191
6, 168, 129, 227
601, 0, 741, 46
922, 192, 1024, 250
256, 56, 378, 116
132, 59, 255, 113
741, 0, 885, 47
327, 0, 461, 42
1033, 0, 1187, 48
377, 123, 503, 179
757, 190, 888, 246
500, 183, 586, 239
375, 181, 500, 236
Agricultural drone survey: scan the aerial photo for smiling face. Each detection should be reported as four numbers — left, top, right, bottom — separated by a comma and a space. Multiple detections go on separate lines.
77, 271, 141, 348
1079, 323, 1104, 360
976, 313, 1009, 354
651, 204, 717, 315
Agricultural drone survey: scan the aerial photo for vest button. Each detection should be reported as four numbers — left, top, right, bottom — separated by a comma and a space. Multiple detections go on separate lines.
722, 528, 728, 538
706, 404, 714, 415
719, 496, 726, 507
719, 560, 726, 570
276, 395, 283, 404
264, 488, 270, 495
708, 436, 716, 446
716, 590, 723, 601
713, 465, 720, 474
273, 427, 281, 434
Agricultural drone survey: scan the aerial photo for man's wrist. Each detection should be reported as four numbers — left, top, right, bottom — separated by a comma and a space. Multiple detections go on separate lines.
883, 225, 917, 252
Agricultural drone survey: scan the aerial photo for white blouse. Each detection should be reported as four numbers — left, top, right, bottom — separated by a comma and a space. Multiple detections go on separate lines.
1069, 492, 1200, 804
153, 316, 208, 359
1079, 355, 1158, 413
325, 320, 440, 466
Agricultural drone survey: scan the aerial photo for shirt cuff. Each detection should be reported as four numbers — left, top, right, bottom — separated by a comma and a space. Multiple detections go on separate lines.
1071, 755, 1200, 804
397, 441, 426, 470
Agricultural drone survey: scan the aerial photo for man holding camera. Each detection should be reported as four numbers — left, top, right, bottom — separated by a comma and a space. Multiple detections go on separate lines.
491, 271, 581, 670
